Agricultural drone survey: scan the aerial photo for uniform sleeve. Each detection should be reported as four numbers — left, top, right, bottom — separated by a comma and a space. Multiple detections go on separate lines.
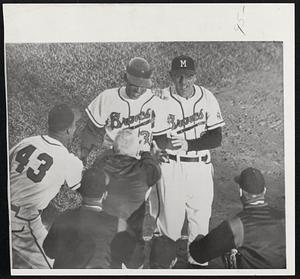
64, 153, 84, 190
9, 142, 20, 169
205, 88, 225, 130
80, 119, 106, 151
85, 91, 108, 128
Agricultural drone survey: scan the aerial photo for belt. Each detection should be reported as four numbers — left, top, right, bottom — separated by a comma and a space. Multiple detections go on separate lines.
168, 154, 208, 163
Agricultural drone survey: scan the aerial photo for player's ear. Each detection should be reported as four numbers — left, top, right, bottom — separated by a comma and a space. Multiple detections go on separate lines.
191, 75, 197, 83
103, 191, 108, 200
104, 172, 110, 186
123, 73, 128, 82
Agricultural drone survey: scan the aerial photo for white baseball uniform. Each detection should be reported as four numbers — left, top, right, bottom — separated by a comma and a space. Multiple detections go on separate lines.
149, 85, 225, 245
9, 135, 83, 269
86, 86, 158, 152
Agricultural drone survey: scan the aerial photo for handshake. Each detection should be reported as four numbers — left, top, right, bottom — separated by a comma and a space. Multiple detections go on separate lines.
150, 140, 170, 163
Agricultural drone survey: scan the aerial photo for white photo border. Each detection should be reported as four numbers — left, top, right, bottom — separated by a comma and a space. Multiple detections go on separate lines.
3, 3, 295, 276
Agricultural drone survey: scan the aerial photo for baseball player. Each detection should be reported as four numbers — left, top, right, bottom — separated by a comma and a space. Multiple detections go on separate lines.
9, 104, 83, 269
189, 167, 286, 268
80, 57, 162, 163
150, 55, 225, 266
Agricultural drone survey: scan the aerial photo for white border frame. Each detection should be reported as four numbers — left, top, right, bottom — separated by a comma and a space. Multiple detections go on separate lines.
4, 3, 295, 276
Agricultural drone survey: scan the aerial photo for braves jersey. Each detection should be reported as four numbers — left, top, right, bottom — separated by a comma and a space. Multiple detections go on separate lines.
9, 135, 83, 210
153, 85, 225, 158
86, 87, 158, 151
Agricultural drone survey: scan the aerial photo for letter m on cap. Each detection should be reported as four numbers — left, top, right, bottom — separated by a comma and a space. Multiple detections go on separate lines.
180, 60, 187, 68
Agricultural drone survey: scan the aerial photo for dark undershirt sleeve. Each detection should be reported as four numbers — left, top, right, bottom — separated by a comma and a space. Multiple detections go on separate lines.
187, 127, 222, 151
189, 220, 236, 264
152, 127, 222, 152
80, 119, 105, 151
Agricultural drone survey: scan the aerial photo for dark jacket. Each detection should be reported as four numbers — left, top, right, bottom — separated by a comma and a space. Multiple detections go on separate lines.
43, 207, 118, 269
93, 150, 161, 220
190, 203, 286, 269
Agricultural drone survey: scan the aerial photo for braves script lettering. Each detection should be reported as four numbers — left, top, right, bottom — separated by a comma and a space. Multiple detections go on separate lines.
167, 109, 205, 130
107, 108, 152, 129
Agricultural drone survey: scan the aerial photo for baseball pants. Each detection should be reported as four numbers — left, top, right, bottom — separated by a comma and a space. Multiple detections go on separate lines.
11, 209, 53, 269
149, 158, 214, 243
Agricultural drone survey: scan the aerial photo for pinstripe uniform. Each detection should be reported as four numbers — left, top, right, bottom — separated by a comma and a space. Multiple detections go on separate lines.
150, 85, 225, 243
86, 86, 159, 152
9, 135, 83, 269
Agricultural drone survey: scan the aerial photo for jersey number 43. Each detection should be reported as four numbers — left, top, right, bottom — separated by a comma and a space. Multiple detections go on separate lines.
15, 145, 53, 183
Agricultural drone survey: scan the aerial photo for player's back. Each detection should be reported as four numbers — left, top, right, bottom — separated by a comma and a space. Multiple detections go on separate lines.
10, 135, 82, 210
43, 207, 119, 269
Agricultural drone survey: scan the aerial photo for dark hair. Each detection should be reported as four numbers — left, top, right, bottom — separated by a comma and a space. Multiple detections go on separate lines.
78, 167, 107, 198
48, 104, 74, 132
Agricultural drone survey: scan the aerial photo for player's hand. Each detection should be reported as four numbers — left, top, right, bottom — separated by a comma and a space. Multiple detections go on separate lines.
171, 136, 188, 152
151, 140, 169, 163
151, 88, 168, 100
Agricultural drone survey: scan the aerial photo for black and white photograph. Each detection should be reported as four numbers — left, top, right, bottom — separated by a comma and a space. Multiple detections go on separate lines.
4, 4, 294, 276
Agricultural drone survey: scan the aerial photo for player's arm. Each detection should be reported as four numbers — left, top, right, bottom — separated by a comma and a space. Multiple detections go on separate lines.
153, 128, 222, 152
189, 220, 236, 264
139, 151, 162, 186
65, 154, 84, 190
186, 87, 225, 151
80, 119, 106, 162
9, 143, 19, 170
152, 134, 176, 150
80, 92, 108, 163
185, 127, 222, 151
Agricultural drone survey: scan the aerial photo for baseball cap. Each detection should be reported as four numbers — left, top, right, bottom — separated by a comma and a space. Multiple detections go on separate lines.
234, 167, 265, 194
78, 167, 107, 198
48, 104, 74, 132
150, 235, 177, 269
110, 231, 145, 269
125, 57, 153, 88
170, 55, 196, 75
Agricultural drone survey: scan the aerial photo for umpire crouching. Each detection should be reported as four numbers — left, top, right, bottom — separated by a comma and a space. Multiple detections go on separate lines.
189, 167, 286, 268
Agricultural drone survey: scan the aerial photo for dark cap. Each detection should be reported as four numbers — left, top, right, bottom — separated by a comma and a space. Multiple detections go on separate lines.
78, 168, 107, 198
234, 167, 265, 194
125, 57, 153, 88
171, 55, 196, 75
48, 104, 74, 132
110, 231, 145, 269
150, 235, 177, 269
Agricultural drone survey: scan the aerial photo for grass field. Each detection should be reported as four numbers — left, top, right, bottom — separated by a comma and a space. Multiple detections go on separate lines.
6, 42, 284, 268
